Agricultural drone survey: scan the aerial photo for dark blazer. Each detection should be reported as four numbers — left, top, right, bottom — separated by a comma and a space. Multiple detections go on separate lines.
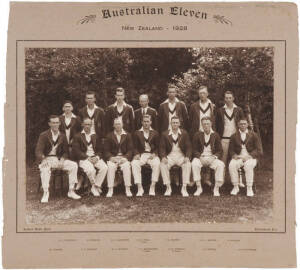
78, 106, 106, 139
35, 129, 69, 163
59, 114, 82, 144
159, 129, 192, 159
192, 131, 223, 159
106, 103, 135, 133
189, 101, 216, 137
134, 107, 158, 131
215, 106, 244, 137
158, 100, 189, 133
133, 129, 160, 156
104, 131, 133, 161
228, 131, 263, 160
72, 132, 103, 161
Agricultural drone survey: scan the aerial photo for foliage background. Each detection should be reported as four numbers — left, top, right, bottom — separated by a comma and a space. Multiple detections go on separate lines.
25, 47, 273, 161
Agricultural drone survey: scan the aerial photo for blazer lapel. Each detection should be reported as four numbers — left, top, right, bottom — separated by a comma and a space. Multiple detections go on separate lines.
80, 133, 88, 147
200, 132, 205, 147
139, 130, 146, 145
221, 108, 225, 123
91, 134, 97, 150
210, 133, 215, 149
120, 133, 126, 145
148, 130, 155, 143
112, 133, 119, 146
163, 103, 169, 117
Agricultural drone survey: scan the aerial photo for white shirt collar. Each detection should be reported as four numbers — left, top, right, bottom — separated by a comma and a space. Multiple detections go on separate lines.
63, 113, 76, 118
113, 101, 127, 107
51, 130, 60, 138
199, 98, 212, 105
81, 129, 95, 136
114, 129, 127, 136
139, 127, 153, 132
87, 104, 98, 110
239, 129, 249, 135
203, 129, 214, 136
162, 97, 179, 104
224, 103, 237, 109
168, 128, 182, 136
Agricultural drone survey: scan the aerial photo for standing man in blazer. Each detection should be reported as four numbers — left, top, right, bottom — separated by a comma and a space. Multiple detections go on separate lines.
131, 114, 160, 196
59, 101, 82, 157
189, 85, 216, 137
159, 116, 192, 197
215, 91, 244, 165
158, 85, 189, 133
228, 118, 263, 196
35, 115, 81, 203
72, 118, 108, 197
191, 117, 225, 197
78, 91, 106, 141
134, 94, 158, 131
106, 87, 135, 134
104, 118, 133, 197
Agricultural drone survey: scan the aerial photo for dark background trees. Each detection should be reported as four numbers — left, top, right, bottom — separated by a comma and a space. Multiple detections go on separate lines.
25, 47, 273, 161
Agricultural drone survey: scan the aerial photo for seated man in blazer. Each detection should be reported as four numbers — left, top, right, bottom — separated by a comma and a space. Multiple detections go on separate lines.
106, 87, 135, 134
131, 114, 160, 196
189, 85, 216, 137
72, 118, 108, 197
104, 118, 133, 197
78, 91, 106, 141
134, 94, 158, 131
35, 115, 81, 203
158, 85, 189, 133
191, 117, 225, 197
159, 116, 192, 197
59, 100, 82, 158
215, 91, 244, 165
228, 118, 263, 196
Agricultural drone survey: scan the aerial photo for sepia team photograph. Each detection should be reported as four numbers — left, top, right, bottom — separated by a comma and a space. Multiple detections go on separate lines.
25, 47, 273, 225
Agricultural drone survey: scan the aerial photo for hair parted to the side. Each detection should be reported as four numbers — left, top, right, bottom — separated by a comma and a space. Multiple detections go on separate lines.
198, 85, 208, 92
48, 114, 60, 122
85, 91, 96, 97
201, 116, 212, 122
224, 90, 234, 97
142, 114, 152, 121
171, 115, 180, 121
116, 87, 125, 94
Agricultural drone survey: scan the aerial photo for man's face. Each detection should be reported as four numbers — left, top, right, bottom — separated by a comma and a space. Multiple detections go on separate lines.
199, 88, 208, 101
167, 87, 177, 99
224, 93, 234, 105
85, 94, 96, 106
171, 118, 180, 130
82, 119, 92, 133
115, 92, 125, 103
202, 119, 211, 133
49, 117, 60, 132
142, 118, 151, 129
139, 96, 149, 108
114, 120, 123, 132
63, 103, 73, 114
238, 120, 248, 132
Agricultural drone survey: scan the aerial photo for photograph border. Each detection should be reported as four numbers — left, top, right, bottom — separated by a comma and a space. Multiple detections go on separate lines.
17, 39, 285, 234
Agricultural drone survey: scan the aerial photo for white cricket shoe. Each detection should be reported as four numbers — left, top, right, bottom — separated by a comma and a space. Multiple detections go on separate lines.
194, 186, 203, 196
125, 186, 133, 197
91, 185, 100, 197
213, 186, 220, 197
181, 186, 189, 197
149, 185, 155, 196
247, 186, 254, 197
164, 185, 172, 196
75, 177, 84, 191
68, 190, 81, 200
231, 186, 240, 195
136, 187, 144, 197
106, 187, 113, 198
41, 191, 49, 203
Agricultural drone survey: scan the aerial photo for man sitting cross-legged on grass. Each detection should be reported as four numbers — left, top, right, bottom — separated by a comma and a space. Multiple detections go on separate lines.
104, 118, 133, 198
159, 116, 192, 197
131, 114, 160, 196
191, 117, 225, 197
228, 118, 263, 197
35, 115, 81, 203
72, 118, 108, 197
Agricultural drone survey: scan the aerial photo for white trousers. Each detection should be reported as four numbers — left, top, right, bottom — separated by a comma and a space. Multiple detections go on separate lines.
107, 158, 131, 188
79, 158, 108, 187
131, 153, 160, 184
160, 152, 191, 185
192, 157, 225, 185
229, 158, 257, 186
39, 156, 78, 191
221, 138, 230, 164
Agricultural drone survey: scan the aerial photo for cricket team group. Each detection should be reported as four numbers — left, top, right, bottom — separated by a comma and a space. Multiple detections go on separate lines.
35, 85, 263, 203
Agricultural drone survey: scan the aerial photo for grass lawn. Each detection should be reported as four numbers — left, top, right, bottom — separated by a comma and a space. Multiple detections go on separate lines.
26, 157, 273, 225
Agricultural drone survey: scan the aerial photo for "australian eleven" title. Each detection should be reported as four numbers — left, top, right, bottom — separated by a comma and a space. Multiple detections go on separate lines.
101, 6, 208, 20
